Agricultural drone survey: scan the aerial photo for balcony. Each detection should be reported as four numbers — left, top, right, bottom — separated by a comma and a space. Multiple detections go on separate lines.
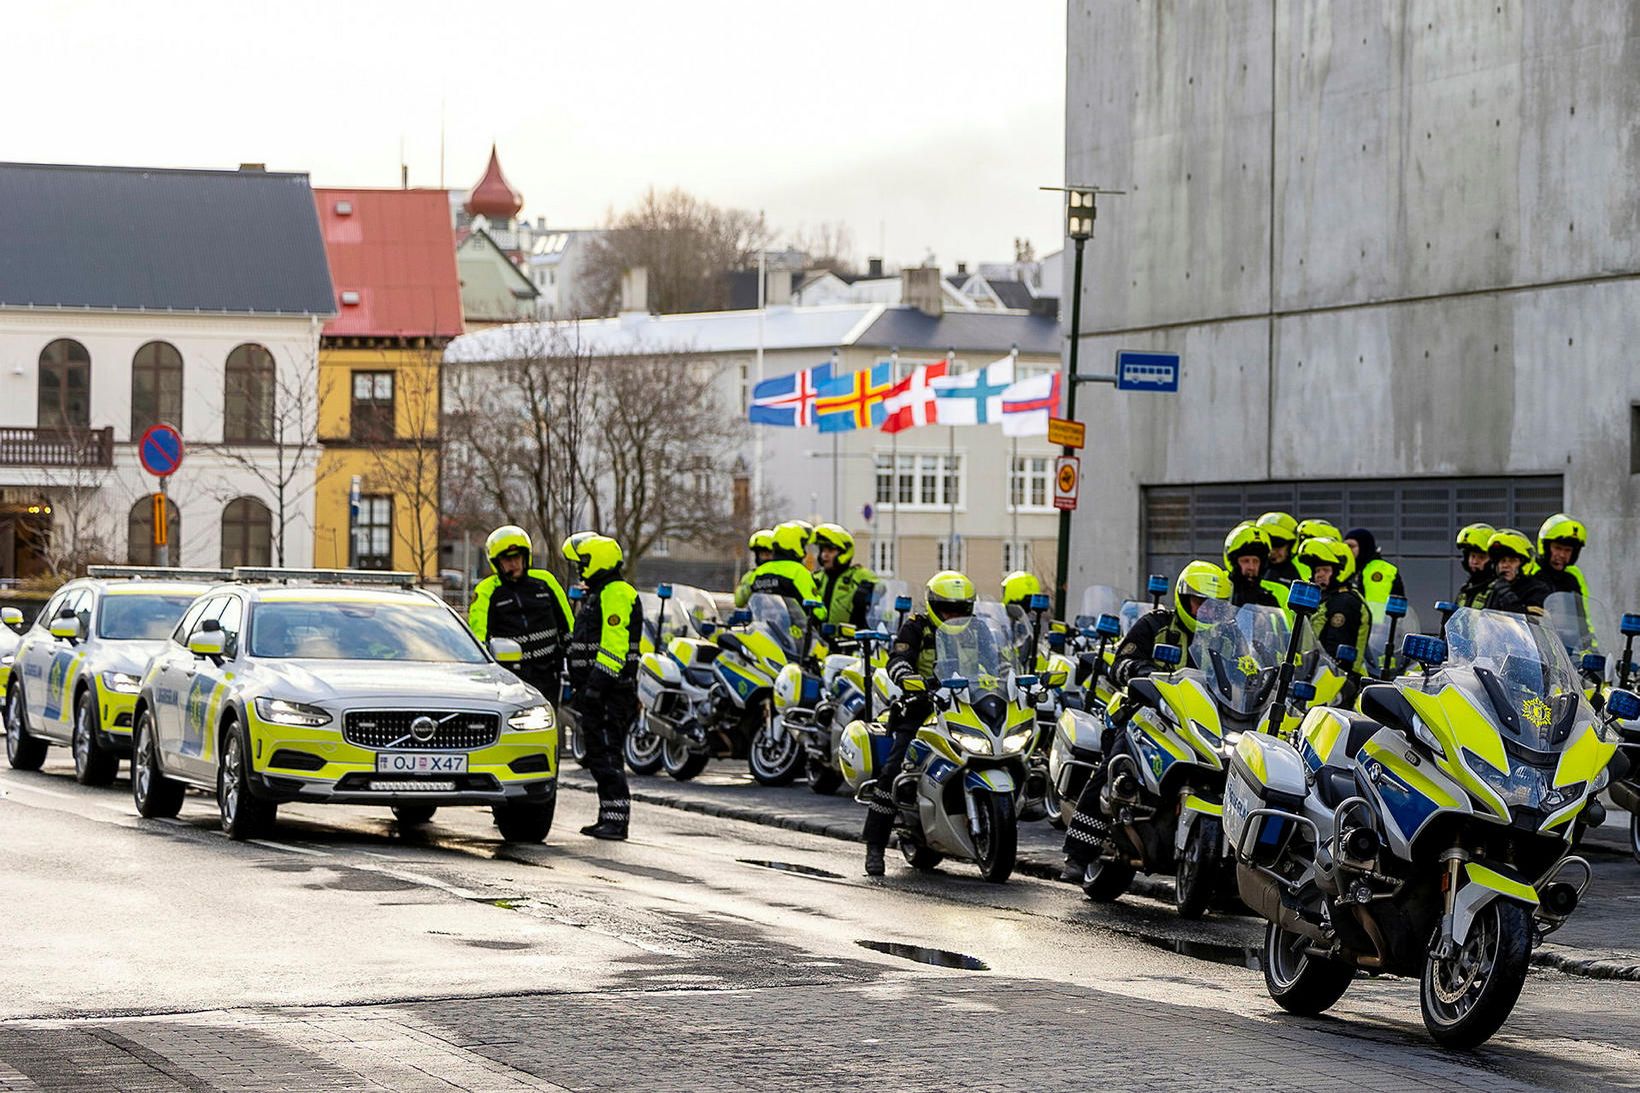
0, 427, 114, 468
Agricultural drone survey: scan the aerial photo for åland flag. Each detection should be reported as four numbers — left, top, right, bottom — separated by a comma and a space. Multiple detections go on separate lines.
815, 362, 895, 433
748, 361, 834, 427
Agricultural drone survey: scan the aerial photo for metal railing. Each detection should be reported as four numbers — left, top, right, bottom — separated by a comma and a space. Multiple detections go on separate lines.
0, 427, 114, 468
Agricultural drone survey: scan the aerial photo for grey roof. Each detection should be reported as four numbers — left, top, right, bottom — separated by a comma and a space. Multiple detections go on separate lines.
986, 279, 1036, 310
853, 309, 1060, 355
0, 162, 335, 315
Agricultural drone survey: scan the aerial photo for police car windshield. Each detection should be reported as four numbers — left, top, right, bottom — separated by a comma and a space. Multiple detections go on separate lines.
248, 601, 485, 662
98, 595, 199, 640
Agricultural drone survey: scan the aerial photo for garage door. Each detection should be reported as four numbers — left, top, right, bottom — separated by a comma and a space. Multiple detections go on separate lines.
1142, 476, 1563, 615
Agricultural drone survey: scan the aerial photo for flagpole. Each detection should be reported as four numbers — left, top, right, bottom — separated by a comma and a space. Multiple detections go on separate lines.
1010, 344, 1019, 570
947, 345, 957, 572
752, 246, 766, 527
830, 347, 840, 523
890, 348, 899, 578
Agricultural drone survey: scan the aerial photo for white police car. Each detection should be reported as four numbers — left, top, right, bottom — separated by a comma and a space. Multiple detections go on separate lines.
130, 568, 560, 842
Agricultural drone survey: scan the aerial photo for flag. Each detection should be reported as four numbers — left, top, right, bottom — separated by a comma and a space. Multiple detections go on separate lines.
931, 356, 1015, 425
880, 359, 949, 434
1000, 372, 1063, 437
815, 362, 896, 432
748, 361, 833, 427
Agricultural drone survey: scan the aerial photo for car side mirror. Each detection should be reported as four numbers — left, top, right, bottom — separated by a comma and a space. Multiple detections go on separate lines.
50, 616, 81, 642
188, 628, 225, 659
1, 607, 23, 630
490, 637, 523, 664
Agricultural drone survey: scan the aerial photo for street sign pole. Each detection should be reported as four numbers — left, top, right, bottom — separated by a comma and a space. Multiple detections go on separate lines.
1052, 234, 1087, 619
154, 478, 169, 567
137, 423, 185, 569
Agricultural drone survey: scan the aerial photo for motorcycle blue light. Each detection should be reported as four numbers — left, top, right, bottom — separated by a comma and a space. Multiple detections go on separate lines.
1017, 675, 1039, 688
1581, 653, 1608, 675
568, 586, 585, 601
1290, 680, 1317, 703
1435, 600, 1458, 614
1153, 643, 1182, 666
728, 609, 752, 626
941, 676, 970, 691
1048, 633, 1066, 651
1607, 688, 1640, 720
655, 583, 673, 599
1401, 633, 1447, 666
803, 598, 822, 609
1336, 644, 1358, 666
1029, 593, 1051, 611
895, 596, 913, 613
1147, 574, 1169, 595
821, 623, 835, 637
1287, 581, 1322, 612
1096, 614, 1121, 638
1385, 595, 1408, 619
1623, 614, 1640, 638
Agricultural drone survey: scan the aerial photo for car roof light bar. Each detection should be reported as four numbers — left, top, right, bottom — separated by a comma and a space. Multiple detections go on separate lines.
231, 567, 419, 587
86, 566, 232, 581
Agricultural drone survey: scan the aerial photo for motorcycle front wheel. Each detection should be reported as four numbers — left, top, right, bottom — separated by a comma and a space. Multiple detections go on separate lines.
1263, 921, 1354, 1016
748, 716, 803, 786
1174, 816, 1221, 920
624, 714, 665, 775
1630, 809, 1640, 865
970, 791, 1017, 884
1419, 899, 1532, 1048
662, 738, 708, 781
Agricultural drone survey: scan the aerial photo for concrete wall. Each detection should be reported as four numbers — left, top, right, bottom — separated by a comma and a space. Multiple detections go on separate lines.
1064, 0, 1640, 609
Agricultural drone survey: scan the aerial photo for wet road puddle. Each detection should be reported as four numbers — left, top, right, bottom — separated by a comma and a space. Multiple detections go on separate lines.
856, 940, 989, 971
737, 859, 845, 880
1137, 934, 1261, 970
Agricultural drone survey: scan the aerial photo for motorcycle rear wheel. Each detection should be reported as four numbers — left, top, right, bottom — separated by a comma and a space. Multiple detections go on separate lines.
662, 738, 708, 781
1419, 900, 1532, 1048
1080, 858, 1134, 902
806, 755, 843, 795
1174, 816, 1221, 920
748, 717, 803, 786
1263, 921, 1354, 1016
624, 715, 665, 775
1630, 810, 1640, 865
899, 836, 943, 871
972, 791, 1017, 884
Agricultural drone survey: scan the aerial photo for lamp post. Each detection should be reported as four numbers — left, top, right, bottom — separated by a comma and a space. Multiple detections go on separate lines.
1050, 187, 1098, 620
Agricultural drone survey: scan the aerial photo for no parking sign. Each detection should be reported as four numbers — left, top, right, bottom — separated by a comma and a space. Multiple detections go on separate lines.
138, 423, 185, 478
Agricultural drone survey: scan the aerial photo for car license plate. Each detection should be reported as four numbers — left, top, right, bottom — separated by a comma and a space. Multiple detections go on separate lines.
375, 752, 468, 774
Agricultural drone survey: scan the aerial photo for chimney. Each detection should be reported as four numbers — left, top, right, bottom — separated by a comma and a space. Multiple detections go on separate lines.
867, 256, 884, 279
765, 268, 792, 307
956, 262, 967, 276
238, 162, 266, 172
619, 266, 649, 313
901, 266, 943, 317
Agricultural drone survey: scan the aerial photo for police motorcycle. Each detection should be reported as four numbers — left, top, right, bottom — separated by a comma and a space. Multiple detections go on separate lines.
622, 584, 722, 775
635, 592, 812, 785
1063, 586, 1324, 918
796, 589, 913, 795
837, 606, 1051, 883
1223, 604, 1628, 1048
1009, 592, 1078, 823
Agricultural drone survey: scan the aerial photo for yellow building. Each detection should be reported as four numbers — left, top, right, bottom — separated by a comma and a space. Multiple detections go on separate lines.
312, 188, 463, 577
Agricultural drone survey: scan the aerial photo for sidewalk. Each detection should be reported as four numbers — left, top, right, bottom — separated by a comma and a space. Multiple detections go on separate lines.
561, 762, 1640, 980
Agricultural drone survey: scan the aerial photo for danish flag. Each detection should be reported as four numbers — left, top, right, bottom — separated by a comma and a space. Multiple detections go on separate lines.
879, 359, 949, 434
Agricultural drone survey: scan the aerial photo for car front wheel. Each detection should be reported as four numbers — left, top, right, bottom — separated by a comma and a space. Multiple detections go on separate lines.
218, 721, 276, 840
73, 690, 118, 786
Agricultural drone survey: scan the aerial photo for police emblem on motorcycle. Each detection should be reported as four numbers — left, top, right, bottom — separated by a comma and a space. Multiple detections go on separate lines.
1237, 654, 1260, 678
1521, 697, 1553, 728
410, 715, 438, 742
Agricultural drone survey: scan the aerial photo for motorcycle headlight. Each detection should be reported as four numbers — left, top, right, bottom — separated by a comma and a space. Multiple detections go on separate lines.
1, 654, 16, 667
952, 727, 993, 756
1001, 727, 1034, 754
254, 697, 332, 727
100, 670, 142, 694
507, 704, 556, 732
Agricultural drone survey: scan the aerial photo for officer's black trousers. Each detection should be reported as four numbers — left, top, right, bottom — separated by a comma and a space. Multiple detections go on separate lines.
578, 689, 633, 829
862, 695, 933, 847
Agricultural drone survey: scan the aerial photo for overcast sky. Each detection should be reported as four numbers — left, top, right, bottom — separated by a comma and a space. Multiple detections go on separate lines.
6, 0, 1065, 270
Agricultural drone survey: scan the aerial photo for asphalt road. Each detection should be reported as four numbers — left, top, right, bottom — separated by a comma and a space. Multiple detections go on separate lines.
3, 754, 1639, 1091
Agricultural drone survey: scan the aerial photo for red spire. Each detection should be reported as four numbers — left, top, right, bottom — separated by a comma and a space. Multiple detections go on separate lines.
464, 144, 524, 220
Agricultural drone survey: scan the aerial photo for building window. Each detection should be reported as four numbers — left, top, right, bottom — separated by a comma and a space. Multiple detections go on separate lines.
127, 495, 181, 565
869, 538, 895, 576
936, 538, 964, 572
873, 453, 961, 509
1002, 539, 1031, 573
1010, 456, 1053, 511
223, 344, 275, 443
351, 371, 395, 441
131, 341, 184, 437
38, 338, 91, 431
651, 537, 672, 557
353, 495, 392, 569
221, 497, 272, 567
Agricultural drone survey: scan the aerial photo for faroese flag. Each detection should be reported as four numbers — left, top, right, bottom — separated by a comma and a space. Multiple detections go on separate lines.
815, 362, 895, 433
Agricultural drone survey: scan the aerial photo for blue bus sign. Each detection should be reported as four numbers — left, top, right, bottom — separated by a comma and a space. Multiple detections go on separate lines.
1115, 350, 1180, 393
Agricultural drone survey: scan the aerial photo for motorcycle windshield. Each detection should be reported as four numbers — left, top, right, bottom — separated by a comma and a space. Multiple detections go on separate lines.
1365, 604, 1421, 678
1117, 601, 1147, 637
866, 579, 911, 633
934, 609, 1018, 705
747, 593, 806, 659
1191, 601, 1301, 716
1443, 607, 1586, 752
1541, 591, 1607, 665
1075, 585, 1126, 626
669, 585, 720, 636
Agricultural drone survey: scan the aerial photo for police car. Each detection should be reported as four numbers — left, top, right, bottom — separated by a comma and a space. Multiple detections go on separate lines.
5, 567, 224, 784
129, 568, 559, 843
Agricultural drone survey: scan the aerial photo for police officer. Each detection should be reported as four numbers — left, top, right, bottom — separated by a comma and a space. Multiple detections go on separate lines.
564, 534, 643, 840
1003, 570, 1049, 669
1060, 562, 1227, 881
468, 525, 573, 699
1534, 513, 1591, 602
735, 528, 775, 608
1298, 537, 1370, 686
1483, 528, 1550, 616
863, 571, 977, 876
1224, 523, 1279, 607
750, 521, 821, 605
1257, 512, 1302, 584
813, 523, 875, 629
1343, 527, 1405, 616
1455, 523, 1495, 608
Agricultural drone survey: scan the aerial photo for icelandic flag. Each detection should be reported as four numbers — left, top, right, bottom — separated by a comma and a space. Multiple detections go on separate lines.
815, 362, 896, 433
930, 356, 1015, 425
880, 359, 949, 434
1000, 371, 1063, 437
748, 361, 833, 427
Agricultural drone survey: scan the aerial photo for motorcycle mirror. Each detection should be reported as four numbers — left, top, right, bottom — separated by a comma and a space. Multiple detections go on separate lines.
1581, 653, 1608, 675
1401, 633, 1448, 667
697, 622, 716, 637
1606, 688, 1640, 721
1385, 595, 1408, 619
1045, 668, 1069, 689
802, 598, 822, 610
894, 595, 913, 613
1287, 581, 1322, 614
1146, 574, 1169, 596
1153, 643, 1183, 667
1622, 614, 1640, 638
940, 676, 970, 691
1017, 675, 1039, 689
1434, 600, 1458, 615
1028, 593, 1051, 612
1336, 644, 1358, 666
1290, 680, 1317, 704
655, 583, 673, 599
1096, 613, 1122, 638
728, 608, 752, 626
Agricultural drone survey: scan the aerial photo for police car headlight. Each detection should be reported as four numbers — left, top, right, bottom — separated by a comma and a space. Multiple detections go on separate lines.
507, 704, 555, 732
254, 697, 332, 727
100, 670, 142, 694
1001, 727, 1034, 754
952, 728, 993, 756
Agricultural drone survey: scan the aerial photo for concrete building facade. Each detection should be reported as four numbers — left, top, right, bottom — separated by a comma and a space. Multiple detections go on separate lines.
1062, 1, 1640, 614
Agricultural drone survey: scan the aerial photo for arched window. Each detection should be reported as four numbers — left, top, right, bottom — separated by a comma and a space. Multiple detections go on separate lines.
127, 495, 181, 565
131, 341, 184, 437
223, 343, 275, 443
220, 497, 273, 568
38, 339, 91, 431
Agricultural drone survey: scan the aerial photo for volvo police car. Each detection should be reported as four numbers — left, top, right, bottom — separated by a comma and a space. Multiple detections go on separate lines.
5, 567, 223, 784
129, 568, 560, 843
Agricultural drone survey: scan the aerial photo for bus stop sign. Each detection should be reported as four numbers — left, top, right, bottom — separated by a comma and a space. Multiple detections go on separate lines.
1115, 350, 1180, 392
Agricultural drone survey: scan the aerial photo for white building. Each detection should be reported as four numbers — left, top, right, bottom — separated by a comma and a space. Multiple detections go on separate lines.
0, 162, 335, 577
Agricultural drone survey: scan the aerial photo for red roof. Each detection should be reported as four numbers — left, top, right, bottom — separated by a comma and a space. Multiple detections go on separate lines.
464, 144, 524, 221
313, 188, 464, 337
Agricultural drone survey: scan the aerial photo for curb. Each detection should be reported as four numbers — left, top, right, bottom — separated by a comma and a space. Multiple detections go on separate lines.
1531, 946, 1640, 982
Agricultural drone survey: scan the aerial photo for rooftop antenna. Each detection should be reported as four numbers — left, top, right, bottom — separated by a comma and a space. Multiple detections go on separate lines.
439, 99, 446, 189
399, 134, 408, 189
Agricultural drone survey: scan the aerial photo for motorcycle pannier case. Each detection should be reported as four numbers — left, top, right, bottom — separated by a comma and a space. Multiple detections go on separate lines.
1223, 733, 1308, 867
638, 652, 685, 719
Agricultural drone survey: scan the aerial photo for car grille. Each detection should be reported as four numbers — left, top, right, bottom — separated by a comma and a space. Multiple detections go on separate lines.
343, 710, 499, 750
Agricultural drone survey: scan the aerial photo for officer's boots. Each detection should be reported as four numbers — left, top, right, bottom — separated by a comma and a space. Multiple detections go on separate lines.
581, 798, 630, 840
864, 843, 886, 877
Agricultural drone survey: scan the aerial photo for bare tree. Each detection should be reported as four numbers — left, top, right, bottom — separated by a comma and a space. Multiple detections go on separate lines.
581, 188, 773, 316
790, 221, 857, 276
17, 423, 117, 577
